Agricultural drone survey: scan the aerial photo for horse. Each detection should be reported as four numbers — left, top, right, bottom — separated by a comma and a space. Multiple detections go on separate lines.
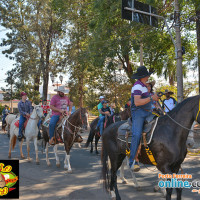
85, 108, 131, 154
85, 113, 121, 154
102, 95, 200, 200
8, 105, 44, 164
5, 114, 19, 137
42, 107, 88, 172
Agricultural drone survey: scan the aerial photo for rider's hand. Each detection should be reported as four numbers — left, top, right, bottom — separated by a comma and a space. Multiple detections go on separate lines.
59, 109, 65, 115
152, 93, 160, 101
26, 113, 30, 117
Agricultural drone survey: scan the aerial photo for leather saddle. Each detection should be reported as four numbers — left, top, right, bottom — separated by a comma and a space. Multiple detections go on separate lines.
117, 114, 159, 145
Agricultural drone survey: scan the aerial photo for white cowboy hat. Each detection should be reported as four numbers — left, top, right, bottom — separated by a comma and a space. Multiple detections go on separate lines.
54, 86, 69, 94
99, 96, 104, 99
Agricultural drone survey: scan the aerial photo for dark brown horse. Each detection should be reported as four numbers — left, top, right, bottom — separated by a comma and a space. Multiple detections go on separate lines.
84, 108, 130, 154
42, 107, 88, 172
102, 96, 200, 200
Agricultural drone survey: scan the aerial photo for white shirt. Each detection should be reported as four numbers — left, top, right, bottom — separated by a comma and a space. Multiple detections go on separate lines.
164, 98, 175, 112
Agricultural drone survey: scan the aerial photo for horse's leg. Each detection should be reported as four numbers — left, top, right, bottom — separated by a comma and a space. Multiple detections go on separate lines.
90, 141, 93, 153
33, 137, 39, 165
161, 166, 173, 200
19, 138, 25, 159
110, 155, 122, 200
64, 153, 72, 173
8, 136, 12, 158
95, 135, 100, 154
53, 144, 60, 167
27, 140, 31, 162
119, 158, 128, 184
45, 142, 51, 166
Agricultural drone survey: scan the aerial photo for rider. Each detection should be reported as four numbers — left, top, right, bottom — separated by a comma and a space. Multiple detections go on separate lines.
99, 100, 111, 136
162, 89, 177, 112
95, 96, 105, 133
18, 92, 33, 141
2, 105, 9, 127
49, 86, 72, 145
38, 99, 50, 139
129, 66, 159, 171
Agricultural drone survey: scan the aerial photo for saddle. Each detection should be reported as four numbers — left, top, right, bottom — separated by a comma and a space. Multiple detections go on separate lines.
14, 119, 29, 128
117, 114, 159, 146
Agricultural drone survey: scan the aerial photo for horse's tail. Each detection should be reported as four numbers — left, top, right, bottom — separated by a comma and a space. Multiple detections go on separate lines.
11, 135, 17, 150
84, 129, 94, 148
101, 143, 109, 192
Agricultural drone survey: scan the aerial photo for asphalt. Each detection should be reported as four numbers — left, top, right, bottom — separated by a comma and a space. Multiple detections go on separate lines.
1, 123, 200, 200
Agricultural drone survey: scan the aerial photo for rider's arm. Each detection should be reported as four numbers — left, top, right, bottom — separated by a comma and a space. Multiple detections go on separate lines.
68, 101, 72, 115
134, 93, 159, 107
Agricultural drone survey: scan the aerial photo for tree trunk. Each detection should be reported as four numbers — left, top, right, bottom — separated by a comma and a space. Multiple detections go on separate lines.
174, 0, 183, 102
169, 75, 174, 86
34, 75, 40, 92
78, 74, 84, 107
196, 10, 200, 94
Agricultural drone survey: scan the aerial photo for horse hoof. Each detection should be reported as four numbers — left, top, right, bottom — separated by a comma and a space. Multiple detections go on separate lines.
8, 155, 11, 159
96, 151, 99, 155
56, 163, 60, 168
122, 180, 128, 184
154, 185, 160, 192
90, 150, 93, 153
67, 170, 72, 173
36, 161, 40, 165
21, 156, 25, 159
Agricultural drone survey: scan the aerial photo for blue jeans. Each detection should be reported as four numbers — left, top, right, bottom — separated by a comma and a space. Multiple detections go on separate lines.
97, 116, 105, 136
19, 115, 26, 137
129, 109, 151, 167
37, 113, 47, 128
49, 115, 60, 139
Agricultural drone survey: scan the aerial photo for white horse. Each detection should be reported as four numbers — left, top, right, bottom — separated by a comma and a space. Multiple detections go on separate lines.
5, 114, 19, 137
8, 105, 44, 164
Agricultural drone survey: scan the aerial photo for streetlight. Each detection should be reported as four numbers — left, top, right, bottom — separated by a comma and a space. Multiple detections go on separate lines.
50, 74, 63, 89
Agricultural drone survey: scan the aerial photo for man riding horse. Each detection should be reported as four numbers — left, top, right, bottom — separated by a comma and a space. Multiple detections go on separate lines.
18, 92, 33, 141
129, 66, 159, 171
49, 86, 72, 145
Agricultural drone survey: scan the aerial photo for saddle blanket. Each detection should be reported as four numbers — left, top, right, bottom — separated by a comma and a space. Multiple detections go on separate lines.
117, 117, 159, 145
43, 118, 51, 128
14, 119, 29, 128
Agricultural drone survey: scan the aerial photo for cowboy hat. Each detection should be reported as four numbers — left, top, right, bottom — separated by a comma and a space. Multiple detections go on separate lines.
132, 66, 154, 79
54, 86, 69, 93
164, 89, 174, 95
20, 91, 27, 97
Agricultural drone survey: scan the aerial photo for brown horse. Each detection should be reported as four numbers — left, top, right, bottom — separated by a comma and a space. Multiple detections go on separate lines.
85, 107, 131, 154
42, 107, 88, 172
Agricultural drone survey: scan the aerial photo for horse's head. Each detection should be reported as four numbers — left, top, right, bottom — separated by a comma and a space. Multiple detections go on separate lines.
34, 105, 45, 119
80, 107, 89, 130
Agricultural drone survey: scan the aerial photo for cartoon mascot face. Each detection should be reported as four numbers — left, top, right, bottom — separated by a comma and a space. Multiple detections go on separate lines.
0, 174, 6, 187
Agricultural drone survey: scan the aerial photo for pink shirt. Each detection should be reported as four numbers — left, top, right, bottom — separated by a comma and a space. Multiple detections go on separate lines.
50, 95, 71, 116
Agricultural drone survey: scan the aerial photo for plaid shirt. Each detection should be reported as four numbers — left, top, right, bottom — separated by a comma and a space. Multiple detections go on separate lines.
18, 100, 33, 116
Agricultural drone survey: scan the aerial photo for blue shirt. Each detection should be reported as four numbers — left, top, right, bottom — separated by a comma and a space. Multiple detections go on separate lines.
131, 80, 151, 111
18, 100, 33, 116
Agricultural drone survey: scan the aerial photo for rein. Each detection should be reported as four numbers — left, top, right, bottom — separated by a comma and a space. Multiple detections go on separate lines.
158, 100, 200, 134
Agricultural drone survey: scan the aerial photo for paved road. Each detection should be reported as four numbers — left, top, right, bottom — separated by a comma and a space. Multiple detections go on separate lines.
1, 127, 200, 200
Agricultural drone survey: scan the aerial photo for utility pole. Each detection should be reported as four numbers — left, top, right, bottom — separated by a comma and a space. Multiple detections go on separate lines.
174, 0, 183, 102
